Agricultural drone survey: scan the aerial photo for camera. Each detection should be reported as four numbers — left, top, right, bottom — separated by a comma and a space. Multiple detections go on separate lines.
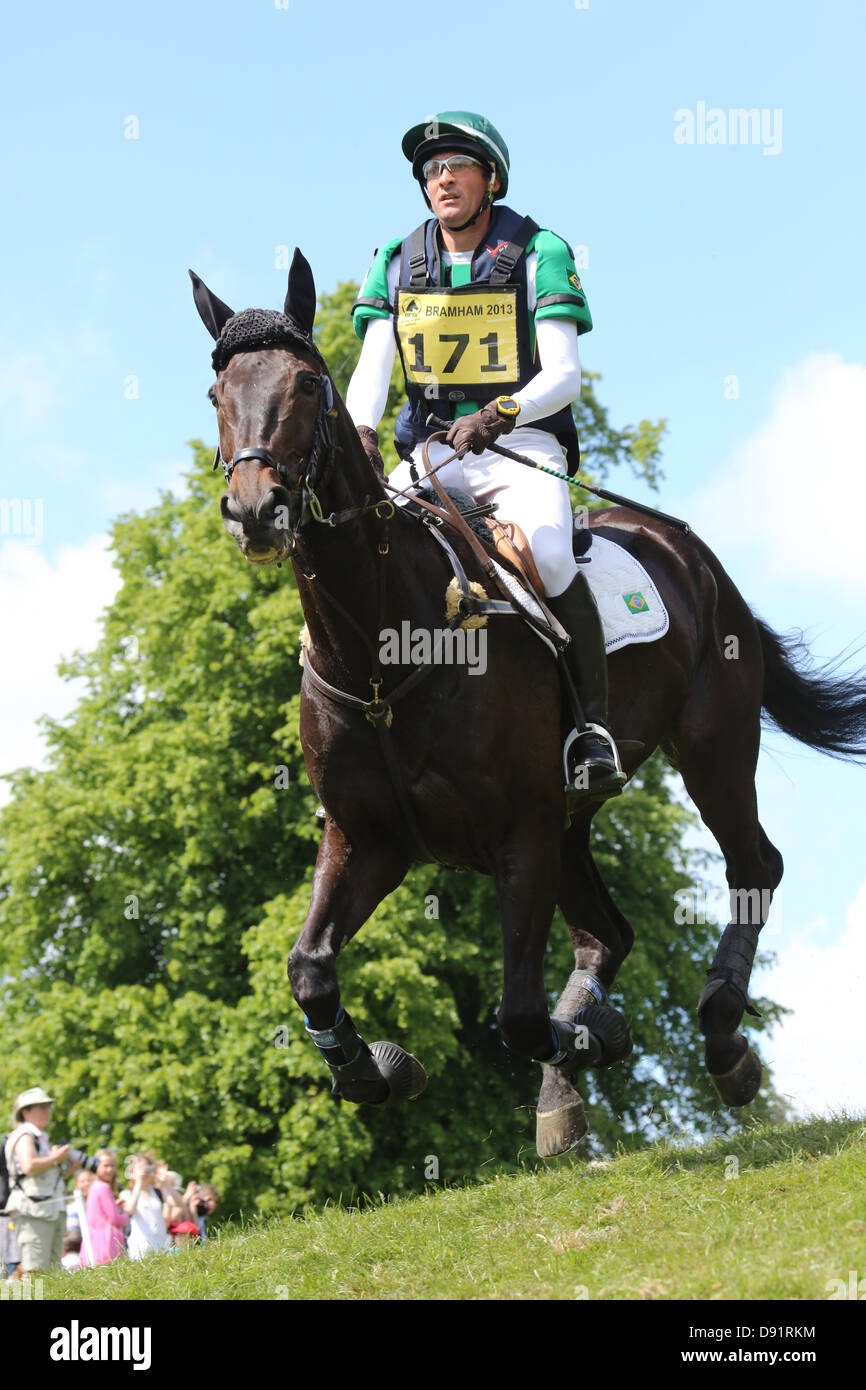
62, 1147, 100, 1174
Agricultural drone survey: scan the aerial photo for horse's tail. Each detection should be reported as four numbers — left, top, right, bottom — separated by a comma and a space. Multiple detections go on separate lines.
755, 616, 866, 760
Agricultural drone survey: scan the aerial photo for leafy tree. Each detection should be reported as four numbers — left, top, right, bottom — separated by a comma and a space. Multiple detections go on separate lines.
0, 285, 784, 1219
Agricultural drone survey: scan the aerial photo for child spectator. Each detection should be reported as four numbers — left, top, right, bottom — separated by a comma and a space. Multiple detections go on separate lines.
117, 1154, 172, 1260
61, 1229, 82, 1271
82, 1150, 129, 1266
66, 1169, 94, 1232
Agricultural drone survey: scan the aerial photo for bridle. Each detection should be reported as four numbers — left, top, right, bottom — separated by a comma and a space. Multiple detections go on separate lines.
212, 368, 349, 536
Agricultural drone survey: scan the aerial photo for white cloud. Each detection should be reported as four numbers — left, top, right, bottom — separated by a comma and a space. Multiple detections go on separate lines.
0, 535, 120, 801
755, 880, 866, 1116
688, 353, 866, 589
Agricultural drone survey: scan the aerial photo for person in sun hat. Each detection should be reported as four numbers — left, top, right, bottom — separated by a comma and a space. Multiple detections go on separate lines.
345, 111, 623, 808
3, 1087, 81, 1274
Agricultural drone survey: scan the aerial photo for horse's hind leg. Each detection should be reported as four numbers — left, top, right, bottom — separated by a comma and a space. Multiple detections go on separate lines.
493, 821, 612, 1087
672, 656, 784, 1107
536, 817, 635, 1156
287, 820, 424, 1107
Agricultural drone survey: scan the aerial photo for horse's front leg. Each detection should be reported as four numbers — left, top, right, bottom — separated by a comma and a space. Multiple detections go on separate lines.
494, 832, 563, 1066
287, 819, 425, 1107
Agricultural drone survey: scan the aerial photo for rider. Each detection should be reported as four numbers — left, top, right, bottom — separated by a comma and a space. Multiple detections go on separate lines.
345, 110, 621, 805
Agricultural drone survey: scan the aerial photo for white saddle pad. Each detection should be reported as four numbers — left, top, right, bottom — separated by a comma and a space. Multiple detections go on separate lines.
580, 534, 669, 652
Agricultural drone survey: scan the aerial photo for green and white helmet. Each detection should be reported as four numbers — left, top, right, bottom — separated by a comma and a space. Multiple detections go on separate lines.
402, 111, 510, 201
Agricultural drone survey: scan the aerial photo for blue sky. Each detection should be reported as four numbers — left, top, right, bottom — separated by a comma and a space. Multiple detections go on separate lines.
2, 0, 864, 1116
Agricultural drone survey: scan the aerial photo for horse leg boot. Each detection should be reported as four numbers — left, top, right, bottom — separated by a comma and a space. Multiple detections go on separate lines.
547, 571, 626, 808
699, 916, 764, 1107
304, 1007, 426, 1108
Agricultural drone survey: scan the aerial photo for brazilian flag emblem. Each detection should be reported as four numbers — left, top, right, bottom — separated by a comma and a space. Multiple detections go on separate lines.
623, 591, 649, 614
568, 272, 582, 291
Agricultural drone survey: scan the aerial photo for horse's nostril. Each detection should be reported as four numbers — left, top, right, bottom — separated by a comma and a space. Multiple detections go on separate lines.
256, 485, 291, 524
221, 492, 245, 523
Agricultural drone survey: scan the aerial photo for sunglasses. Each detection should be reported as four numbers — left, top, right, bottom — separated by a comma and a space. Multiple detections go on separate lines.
422, 155, 485, 183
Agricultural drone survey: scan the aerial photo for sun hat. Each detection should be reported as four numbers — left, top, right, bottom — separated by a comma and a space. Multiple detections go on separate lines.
12, 1087, 55, 1124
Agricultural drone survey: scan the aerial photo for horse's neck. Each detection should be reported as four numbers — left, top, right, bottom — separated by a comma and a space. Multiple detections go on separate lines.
293, 400, 404, 678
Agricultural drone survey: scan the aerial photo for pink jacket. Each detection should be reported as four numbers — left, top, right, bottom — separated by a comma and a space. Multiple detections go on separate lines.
82, 1179, 128, 1265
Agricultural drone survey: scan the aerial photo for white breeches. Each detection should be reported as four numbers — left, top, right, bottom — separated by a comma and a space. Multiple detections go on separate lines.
389, 427, 578, 598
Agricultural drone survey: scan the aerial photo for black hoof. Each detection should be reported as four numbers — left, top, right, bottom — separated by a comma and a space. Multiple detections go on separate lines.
368, 1041, 427, 1107
709, 1043, 762, 1107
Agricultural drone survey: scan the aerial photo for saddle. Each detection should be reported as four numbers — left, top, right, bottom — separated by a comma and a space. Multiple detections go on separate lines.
406, 484, 559, 598
484, 517, 546, 596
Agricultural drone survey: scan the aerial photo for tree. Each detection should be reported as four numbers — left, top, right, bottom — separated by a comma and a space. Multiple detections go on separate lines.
0, 285, 784, 1219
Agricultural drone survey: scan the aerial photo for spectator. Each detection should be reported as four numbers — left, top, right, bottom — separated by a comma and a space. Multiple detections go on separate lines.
82, 1150, 128, 1267
153, 1163, 199, 1247
3, 1088, 81, 1275
61, 1229, 82, 1272
185, 1182, 220, 1243
66, 1169, 95, 1231
153, 1163, 186, 1226
117, 1154, 172, 1260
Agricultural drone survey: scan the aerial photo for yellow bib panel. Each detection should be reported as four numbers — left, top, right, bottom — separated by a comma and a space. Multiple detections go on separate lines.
395, 286, 521, 398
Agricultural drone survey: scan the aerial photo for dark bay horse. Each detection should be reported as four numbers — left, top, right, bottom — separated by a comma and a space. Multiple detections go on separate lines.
191, 251, 866, 1156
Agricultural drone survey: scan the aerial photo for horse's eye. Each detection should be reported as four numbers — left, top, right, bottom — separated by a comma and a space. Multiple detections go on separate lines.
208, 387, 218, 407
300, 377, 318, 396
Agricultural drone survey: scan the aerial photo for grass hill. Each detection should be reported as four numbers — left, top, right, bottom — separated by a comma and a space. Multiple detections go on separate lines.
38, 1115, 865, 1301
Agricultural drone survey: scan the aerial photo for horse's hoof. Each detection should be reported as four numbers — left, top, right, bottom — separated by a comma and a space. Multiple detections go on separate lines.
709, 1046, 762, 1107
536, 1099, 588, 1157
369, 1041, 427, 1107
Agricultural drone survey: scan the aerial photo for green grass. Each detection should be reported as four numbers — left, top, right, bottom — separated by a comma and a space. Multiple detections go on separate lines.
37, 1115, 866, 1300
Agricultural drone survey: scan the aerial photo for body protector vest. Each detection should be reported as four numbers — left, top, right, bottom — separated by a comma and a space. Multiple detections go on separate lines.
392, 206, 580, 474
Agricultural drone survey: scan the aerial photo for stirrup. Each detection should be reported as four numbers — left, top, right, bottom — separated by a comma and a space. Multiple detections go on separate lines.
562, 723, 627, 804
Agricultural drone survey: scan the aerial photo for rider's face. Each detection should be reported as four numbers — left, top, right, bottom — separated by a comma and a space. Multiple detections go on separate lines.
426, 150, 498, 227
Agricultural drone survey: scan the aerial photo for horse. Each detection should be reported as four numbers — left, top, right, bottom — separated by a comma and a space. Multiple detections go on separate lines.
190, 249, 866, 1156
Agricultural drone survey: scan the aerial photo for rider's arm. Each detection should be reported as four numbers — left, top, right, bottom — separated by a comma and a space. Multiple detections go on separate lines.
345, 314, 397, 430
511, 318, 582, 425
509, 232, 589, 426
346, 243, 401, 431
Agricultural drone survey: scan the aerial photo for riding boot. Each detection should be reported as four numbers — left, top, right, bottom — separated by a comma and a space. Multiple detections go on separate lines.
547, 570, 625, 807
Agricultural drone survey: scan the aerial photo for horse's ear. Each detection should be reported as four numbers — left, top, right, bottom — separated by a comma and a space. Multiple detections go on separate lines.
284, 248, 316, 337
188, 270, 235, 341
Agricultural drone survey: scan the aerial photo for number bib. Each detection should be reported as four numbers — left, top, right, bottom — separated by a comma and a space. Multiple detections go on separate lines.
395, 286, 523, 403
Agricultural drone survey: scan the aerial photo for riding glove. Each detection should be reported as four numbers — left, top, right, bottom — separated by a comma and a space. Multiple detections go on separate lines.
444, 399, 517, 458
356, 425, 386, 477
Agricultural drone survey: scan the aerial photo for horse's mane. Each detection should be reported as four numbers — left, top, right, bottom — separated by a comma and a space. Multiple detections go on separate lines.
211, 308, 323, 372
